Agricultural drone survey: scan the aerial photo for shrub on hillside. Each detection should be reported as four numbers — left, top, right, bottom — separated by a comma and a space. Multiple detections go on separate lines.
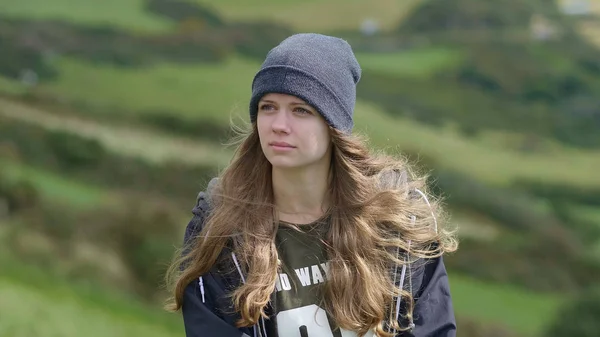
0, 174, 38, 215
230, 22, 294, 59
145, 0, 293, 60
513, 179, 600, 206
145, 31, 230, 63
431, 170, 576, 246
446, 237, 600, 292
18, 200, 79, 247
0, 35, 57, 81
46, 131, 107, 170
144, 0, 224, 27
456, 316, 520, 337
510, 179, 600, 243
5, 188, 187, 299
398, 0, 567, 35
542, 286, 600, 337
138, 110, 232, 141
80, 199, 183, 298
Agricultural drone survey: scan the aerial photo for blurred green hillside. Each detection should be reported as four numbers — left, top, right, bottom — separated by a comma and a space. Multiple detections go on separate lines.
1, 0, 600, 336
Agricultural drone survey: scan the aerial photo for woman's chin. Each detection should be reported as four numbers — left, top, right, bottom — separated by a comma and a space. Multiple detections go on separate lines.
268, 160, 300, 169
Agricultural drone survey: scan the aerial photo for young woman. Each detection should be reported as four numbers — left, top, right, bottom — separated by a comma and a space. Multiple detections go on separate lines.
167, 33, 458, 337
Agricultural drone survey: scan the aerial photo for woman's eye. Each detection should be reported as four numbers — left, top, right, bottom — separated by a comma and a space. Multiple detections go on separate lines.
259, 104, 275, 111
294, 107, 312, 115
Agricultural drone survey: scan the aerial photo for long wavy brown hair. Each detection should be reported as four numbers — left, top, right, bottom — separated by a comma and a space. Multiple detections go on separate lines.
166, 122, 458, 336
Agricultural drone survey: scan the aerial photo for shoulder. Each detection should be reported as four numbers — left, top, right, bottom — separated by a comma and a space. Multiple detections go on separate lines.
196, 178, 219, 211
377, 167, 426, 201
185, 177, 220, 244
377, 168, 409, 191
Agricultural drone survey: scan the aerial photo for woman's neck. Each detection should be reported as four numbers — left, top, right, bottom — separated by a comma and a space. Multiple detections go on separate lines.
272, 165, 330, 225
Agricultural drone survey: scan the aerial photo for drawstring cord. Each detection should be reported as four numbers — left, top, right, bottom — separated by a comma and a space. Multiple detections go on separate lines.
198, 276, 206, 303
389, 188, 437, 334
232, 252, 268, 337
389, 238, 413, 335
414, 188, 438, 233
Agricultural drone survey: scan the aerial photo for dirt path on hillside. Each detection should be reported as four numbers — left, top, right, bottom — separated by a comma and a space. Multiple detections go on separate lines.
0, 97, 232, 167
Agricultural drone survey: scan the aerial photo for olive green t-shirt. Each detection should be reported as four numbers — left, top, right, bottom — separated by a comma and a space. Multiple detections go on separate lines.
265, 217, 375, 337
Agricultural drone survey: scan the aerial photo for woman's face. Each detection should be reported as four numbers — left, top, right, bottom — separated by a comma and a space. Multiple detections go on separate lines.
257, 93, 332, 170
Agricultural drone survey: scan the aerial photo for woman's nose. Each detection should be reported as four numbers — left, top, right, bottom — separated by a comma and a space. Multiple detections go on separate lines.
271, 110, 291, 133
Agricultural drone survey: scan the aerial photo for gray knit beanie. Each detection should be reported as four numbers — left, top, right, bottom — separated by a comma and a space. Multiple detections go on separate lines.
249, 33, 362, 134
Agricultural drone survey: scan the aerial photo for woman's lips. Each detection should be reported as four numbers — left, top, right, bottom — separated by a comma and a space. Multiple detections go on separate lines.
269, 141, 296, 150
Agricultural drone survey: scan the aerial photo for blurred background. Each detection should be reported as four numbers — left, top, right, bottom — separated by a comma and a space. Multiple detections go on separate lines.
1, 0, 600, 336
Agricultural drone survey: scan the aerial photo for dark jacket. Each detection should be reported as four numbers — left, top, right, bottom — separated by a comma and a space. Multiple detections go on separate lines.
181, 183, 456, 337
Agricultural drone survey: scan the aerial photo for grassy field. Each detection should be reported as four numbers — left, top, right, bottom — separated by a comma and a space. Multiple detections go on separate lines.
0, 159, 110, 208
0, 77, 26, 96
0, 247, 183, 337
0, 0, 421, 33
0, 0, 172, 32
0, 280, 182, 337
38, 56, 257, 123
356, 48, 465, 78
566, 203, 600, 224
450, 274, 561, 336
193, 0, 422, 32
